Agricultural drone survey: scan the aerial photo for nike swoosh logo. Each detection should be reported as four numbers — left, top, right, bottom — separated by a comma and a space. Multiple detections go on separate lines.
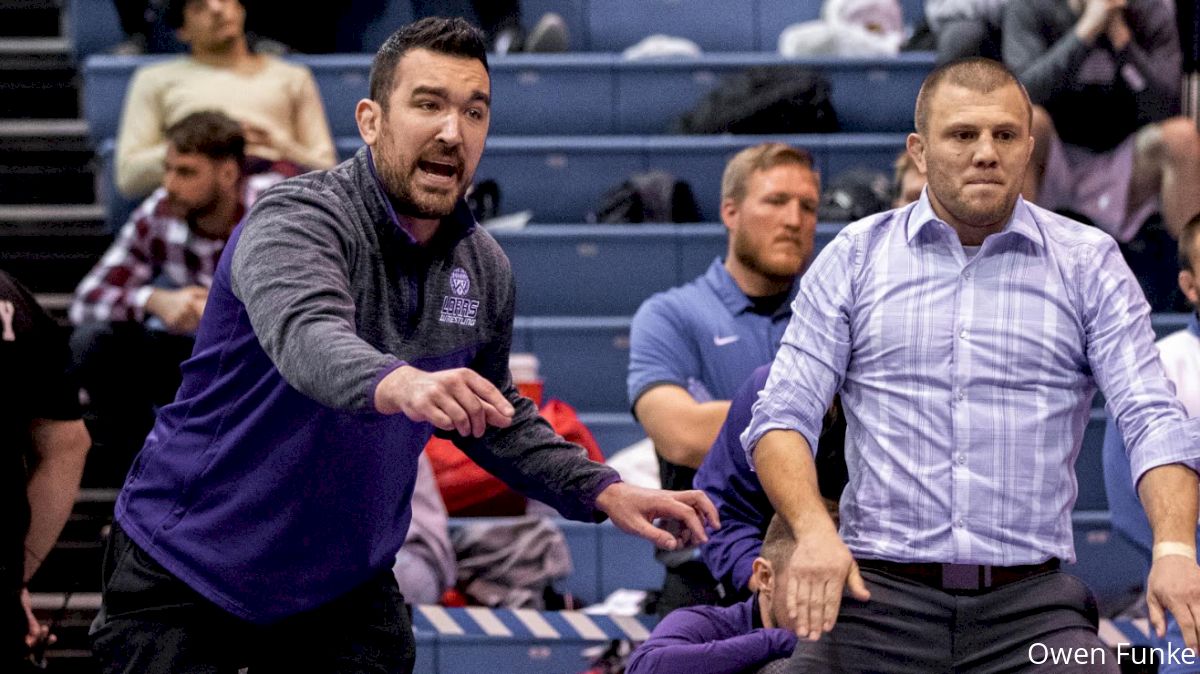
713, 335, 740, 346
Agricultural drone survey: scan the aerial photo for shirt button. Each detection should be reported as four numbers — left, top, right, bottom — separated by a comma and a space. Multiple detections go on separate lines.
956, 390, 965, 401
955, 518, 965, 528
964, 270, 973, 280
959, 329, 968, 339
957, 454, 966, 465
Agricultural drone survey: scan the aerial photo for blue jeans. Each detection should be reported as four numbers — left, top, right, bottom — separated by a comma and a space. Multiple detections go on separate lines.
90, 522, 416, 673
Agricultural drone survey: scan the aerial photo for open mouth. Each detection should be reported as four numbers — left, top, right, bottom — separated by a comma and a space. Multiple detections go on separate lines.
417, 159, 459, 179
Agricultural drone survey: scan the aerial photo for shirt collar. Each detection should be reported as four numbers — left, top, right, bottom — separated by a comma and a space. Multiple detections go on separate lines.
363, 147, 477, 246
702, 258, 798, 318
905, 187, 1044, 250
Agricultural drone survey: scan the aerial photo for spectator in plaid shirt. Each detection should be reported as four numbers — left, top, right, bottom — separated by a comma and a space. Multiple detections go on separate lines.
69, 110, 283, 484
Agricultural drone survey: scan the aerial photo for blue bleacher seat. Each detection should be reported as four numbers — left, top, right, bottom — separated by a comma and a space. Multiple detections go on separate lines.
553, 520, 601, 603
335, 0, 413, 53
476, 136, 647, 222
66, 0, 126, 58
1069, 511, 1148, 614
587, 0, 757, 52
516, 316, 631, 412
83, 54, 932, 140
490, 55, 619, 135
577, 413, 643, 457
496, 225, 682, 316
1075, 409, 1109, 511
614, 54, 931, 135
494, 223, 844, 316
476, 135, 908, 222
598, 523, 665, 597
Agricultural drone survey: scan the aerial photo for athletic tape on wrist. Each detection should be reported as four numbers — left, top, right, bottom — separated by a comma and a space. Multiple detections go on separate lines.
1153, 541, 1197, 561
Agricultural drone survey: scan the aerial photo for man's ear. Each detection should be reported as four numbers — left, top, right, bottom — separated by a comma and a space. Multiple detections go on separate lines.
751, 556, 773, 593
907, 132, 927, 176
719, 197, 738, 233
1180, 269, 1199, 307
356, 99, 382, 146
218, 158, 239, 189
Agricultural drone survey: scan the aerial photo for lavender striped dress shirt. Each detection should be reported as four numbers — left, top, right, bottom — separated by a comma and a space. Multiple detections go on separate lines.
742, 191, 1200, 565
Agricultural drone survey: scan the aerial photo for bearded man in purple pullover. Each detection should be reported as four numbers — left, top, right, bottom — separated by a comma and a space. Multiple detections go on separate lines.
89, 17, 717, 674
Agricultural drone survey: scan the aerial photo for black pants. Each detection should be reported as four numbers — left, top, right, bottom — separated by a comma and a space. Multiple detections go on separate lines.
785, 568, 1115, 673
90, 523, 416, 674
70, 322, 194, 485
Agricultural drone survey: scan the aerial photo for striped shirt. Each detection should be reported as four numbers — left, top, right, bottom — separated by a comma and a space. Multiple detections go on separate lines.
742, 191, 1200, 565
69, 173, 280, 325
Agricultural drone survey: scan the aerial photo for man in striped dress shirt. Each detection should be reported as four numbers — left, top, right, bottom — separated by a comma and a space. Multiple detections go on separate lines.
743, 57, 1200, 673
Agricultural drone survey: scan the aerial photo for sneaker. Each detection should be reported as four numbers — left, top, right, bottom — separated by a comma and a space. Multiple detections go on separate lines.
524, 12, 569, 53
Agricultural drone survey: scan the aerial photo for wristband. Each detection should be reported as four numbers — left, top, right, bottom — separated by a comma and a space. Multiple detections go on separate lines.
1153, 541, 1197, 561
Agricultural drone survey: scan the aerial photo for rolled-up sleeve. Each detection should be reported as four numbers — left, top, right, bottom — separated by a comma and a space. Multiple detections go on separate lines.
1079, 240, 1200, 485
740, 230, 857, 464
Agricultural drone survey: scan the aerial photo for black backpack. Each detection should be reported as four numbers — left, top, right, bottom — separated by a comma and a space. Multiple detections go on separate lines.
592, 170, 702, 223
673, 66, 840, 135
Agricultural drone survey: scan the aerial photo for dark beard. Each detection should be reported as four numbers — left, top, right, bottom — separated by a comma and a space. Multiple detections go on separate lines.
375, 143, 464, 220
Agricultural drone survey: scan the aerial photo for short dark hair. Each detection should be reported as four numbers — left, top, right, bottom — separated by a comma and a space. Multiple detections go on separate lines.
165, 0, 242, 30
165, 110, 246, 165
914, 57, 1031, 136
369, 17, 489, 109
1179, 212, 1200, 271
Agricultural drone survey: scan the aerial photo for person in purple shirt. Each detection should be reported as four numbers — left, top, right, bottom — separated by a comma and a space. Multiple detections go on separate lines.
627, 515, 800, 674
694, 365, 845, 601
89, 18, 717, 674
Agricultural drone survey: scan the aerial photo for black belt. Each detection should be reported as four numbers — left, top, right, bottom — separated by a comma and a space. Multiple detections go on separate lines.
857, 559, 1060, 593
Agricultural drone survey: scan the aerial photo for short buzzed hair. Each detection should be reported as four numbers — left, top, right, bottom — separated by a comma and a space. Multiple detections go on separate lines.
913, 57, 1032, 136
1179, 212, 1200, 271
760, 515, 797, 569
721, 142, 817, 204
370, 17, 489, 110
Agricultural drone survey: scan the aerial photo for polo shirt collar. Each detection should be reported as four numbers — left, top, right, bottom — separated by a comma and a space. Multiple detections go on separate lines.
701, 258, 797, 319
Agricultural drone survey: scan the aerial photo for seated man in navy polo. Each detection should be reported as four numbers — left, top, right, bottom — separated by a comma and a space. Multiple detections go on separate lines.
627, 142, 821, 615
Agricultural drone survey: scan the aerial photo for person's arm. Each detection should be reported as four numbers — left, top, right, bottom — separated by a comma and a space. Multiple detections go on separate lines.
1113, 2, 1182, 122
626, 606, 797, 674
230, 184, 403, 412
1078, 239, 1200, 650
627, 294, 726, 466
24, 419, 90, 582
283, 67, 337, 169
697, 367, 774, 592
1139, 466, 1200, 650
741, 231, 869, 640
1002, 0, 1094, 104
115, 67, 169, 197
11, 272, 89, 649
636, 386, 730, 468
68, 199, 174, 326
